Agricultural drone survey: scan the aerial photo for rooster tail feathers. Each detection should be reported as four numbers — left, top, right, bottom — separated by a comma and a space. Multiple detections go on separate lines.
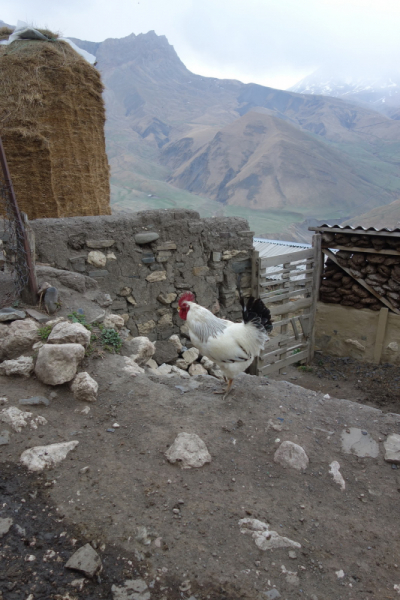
243, 296, 273, 334
237, 274, 273, 333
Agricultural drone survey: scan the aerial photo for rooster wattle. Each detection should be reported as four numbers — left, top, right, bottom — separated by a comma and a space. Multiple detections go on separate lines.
177, 291, 272, 399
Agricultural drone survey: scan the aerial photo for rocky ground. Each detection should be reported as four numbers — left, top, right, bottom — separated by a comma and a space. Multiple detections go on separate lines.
1, 342, 400, 600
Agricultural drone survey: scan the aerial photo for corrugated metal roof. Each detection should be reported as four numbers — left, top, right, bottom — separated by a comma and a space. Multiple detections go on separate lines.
309, 224, 400, 234
253, 237, 311, 280
253, 237, 311, 259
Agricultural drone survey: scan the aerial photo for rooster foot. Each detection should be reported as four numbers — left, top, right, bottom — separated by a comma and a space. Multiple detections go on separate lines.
213, 379, 234, 400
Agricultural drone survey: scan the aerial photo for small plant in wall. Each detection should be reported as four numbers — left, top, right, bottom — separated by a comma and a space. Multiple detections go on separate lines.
38, 324, 52, 341
101, 328, 122, 353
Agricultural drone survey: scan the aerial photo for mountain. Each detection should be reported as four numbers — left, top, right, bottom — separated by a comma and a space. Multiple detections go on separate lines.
3, 23, 400, 237
290, 68, 400, 119
162, 110, 396, 216
343, 197, 400, 229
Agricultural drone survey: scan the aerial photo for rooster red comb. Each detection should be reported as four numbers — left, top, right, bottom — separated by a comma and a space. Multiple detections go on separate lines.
178, 291, 195, 306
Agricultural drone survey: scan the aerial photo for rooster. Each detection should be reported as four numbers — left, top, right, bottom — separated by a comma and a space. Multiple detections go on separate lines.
177, 290, 273, 399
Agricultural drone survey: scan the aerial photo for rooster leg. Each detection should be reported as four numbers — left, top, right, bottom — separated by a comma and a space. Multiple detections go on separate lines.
222, 378, 234, 400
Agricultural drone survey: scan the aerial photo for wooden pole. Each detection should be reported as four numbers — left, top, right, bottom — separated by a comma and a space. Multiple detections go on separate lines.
0, 136, 37, 303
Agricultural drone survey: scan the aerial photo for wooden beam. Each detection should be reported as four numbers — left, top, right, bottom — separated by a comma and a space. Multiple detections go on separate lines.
260, 248, 315, 269
308, 234, 323, 363
321, 245, 400, 256
322, 248, 400, 315
260, 349, 309, 374
269, 297, 312, 317
373, 307, 389, 364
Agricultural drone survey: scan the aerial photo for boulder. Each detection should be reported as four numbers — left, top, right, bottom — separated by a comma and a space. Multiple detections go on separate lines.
0, 356, 34, 378
153, 340, 179, 365
103, 314, 125, 330
121, 336, 156, 365
0, 318, 39, 360
188, 363, 208, 376
182, 347, 199, 366
0, 307, 26, 322
47, 321, 91, 348
168, 334, 182, 352
87, 251, 107, 268
70, 372, 98, 403
1, 406, 47, 432
165, 432, 211, 468
123, 357, 145, 377
20, 441, 79, 471
274, 441, 309, 471
65, 543, 102, 578
35, 343, 85, 385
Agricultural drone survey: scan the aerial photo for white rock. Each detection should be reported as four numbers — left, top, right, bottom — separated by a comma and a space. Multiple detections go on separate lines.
146, 271, 166, 283
103, 314, 125, 330
107, 252, 117, 261
329, 461, 346, 490
20, 441, 79, 471
65, 543, 102, 578
157, 363, 173, 376
146, 358, 158, 370
0, 406, 47, 432
182, 347, 199, 366
345, 339, 365, 351
0, 318, 39, 360
175, 358, 189, 370
165, 432, 211, 469
0, 517, 13, 537
111, 579, 150, 600
35, 343, 85, 385
388, 341, 399, 352
274, 441, 309, 471
169, 334, 182, 352
70, 372, 98, 403
200, 355, 214, 370
171, 365, 191, 378
384, 433, 400, 464
0, 397, 8, 405
335, 569, 345, 579
87, 251, 107, 268
123, 357, 145, 377
47, 321, 91, 348
239, 518, 301, 551
341, 428, 379, 458
0, 356, 34, 378
188, 363, 208, 376
124, 336, 156, 366
158, 292, 177, 305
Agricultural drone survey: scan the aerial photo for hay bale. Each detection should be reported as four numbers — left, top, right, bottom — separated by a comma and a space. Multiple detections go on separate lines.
0, 37, 110, 219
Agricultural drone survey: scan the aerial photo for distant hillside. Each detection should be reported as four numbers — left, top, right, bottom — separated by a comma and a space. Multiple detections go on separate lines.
162, 110, 397, 218
344, 198, 400, 229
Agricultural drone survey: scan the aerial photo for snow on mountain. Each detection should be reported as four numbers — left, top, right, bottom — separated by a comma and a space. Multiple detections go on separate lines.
289, 68, 400, 117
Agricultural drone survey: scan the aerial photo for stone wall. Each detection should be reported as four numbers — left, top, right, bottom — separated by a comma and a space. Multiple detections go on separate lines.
31, 210, 254, 340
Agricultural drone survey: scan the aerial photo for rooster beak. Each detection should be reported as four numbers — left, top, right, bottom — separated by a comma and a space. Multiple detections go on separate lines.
177, 306, 180, 312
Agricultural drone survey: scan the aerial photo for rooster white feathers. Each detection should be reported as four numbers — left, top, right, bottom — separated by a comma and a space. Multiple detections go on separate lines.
178, 291, 272, 398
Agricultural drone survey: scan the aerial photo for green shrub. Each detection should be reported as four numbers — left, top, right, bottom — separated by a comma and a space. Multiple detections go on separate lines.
101, 328, 122, 353
38, 325, 52, 341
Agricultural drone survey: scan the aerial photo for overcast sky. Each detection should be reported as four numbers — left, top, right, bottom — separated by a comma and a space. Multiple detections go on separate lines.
2, 0, 400, 89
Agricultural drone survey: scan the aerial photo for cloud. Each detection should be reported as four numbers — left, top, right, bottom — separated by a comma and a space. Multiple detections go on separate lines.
3, 0, 400, 88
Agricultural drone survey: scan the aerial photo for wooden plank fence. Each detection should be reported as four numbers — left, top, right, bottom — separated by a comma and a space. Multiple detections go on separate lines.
252, 234, 322, 376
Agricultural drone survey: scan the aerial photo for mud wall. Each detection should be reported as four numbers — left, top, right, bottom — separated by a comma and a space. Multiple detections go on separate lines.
315, 301, 400, 365
31, 209, 253, 340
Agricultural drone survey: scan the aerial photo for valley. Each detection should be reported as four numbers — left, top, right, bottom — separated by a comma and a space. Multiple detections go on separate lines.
71, 32, 400, 238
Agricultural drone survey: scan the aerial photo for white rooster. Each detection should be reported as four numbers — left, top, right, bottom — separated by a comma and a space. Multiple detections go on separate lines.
177, 291, 273, 399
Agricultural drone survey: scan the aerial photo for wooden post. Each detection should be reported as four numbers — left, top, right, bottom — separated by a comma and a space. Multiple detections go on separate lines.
308, 233, 322, 364
249, 249, 260, 375
373, 307, 389, 364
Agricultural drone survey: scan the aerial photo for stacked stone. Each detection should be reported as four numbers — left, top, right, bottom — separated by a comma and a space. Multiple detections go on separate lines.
320, 254, 400, 311
31, 210, 254, 341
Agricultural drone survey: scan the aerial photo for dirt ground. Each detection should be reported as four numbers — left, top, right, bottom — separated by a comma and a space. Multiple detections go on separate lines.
270, 353, 400, 415
1, 351, 400, 600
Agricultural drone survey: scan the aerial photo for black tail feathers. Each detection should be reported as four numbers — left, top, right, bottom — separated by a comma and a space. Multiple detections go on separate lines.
237, 275, 273, 333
